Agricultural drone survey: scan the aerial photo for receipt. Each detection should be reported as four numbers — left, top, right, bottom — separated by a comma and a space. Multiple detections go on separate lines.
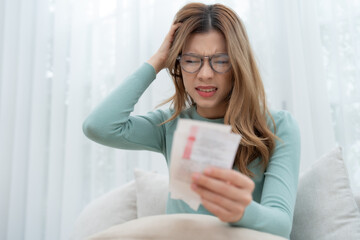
169, 119, 242, 210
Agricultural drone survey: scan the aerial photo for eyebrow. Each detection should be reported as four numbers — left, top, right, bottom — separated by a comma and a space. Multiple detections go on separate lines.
183, 52, 228, 56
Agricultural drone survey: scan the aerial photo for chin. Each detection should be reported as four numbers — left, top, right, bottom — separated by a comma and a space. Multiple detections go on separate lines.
194, 100, 216, 108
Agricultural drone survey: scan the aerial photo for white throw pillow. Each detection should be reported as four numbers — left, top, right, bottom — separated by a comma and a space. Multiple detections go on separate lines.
70, 180, 137, 240
88, 214, 287, 240
290, 147, 360, 240
134, 169, 169, 217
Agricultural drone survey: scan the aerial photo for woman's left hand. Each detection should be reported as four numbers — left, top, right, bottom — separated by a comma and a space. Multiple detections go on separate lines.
191, 167, 255, 223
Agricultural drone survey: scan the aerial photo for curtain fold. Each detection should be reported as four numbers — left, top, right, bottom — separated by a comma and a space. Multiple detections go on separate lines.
316, 0, 360, 190
44, 0, 70, 238
7, 1, 36, 240
60, 1, 91, 239
245, 0, 336, 171
0, 0, 358, 239
299, 0, 336, 161
281, 0, 336, 170
1, 0, 22, 239
24, 0, 52, 239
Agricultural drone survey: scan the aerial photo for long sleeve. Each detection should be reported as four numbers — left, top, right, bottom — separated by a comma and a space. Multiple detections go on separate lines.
82, 63, 167, 154
230, 111, 301, 239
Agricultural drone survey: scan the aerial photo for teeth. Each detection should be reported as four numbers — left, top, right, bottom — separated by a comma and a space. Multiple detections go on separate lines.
198, 88, 216, 92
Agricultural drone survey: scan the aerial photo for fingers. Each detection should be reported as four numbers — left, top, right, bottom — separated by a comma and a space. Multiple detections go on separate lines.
191, 183, 247, 223
201, 198, 236, 222
165, 22, 182, 43
191, 182, 244, 211
170, 22, 182, 35
147, 23, 181, 73
158, 23, 182, 54
191, 172, 252, 203
191, 169, 253, 223
203, 167, 255, 190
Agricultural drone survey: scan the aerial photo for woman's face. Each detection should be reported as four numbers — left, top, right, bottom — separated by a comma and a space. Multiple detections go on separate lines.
181, 30, 233, 119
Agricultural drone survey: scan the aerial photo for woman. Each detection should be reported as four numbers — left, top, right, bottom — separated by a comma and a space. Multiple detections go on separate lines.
83, 3, 300, 239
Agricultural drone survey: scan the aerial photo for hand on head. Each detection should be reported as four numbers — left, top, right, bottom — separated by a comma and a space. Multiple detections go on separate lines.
147, 23, 182, 74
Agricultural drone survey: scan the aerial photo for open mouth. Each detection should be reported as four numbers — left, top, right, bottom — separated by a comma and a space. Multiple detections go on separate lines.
196, 87, 217, 92
195, 87, 218, 97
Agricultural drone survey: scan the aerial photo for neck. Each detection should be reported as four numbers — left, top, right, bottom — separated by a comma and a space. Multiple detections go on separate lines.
196, 106, 226, 119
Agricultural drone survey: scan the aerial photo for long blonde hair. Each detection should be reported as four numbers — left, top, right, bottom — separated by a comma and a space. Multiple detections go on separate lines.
162, 3, 277, 177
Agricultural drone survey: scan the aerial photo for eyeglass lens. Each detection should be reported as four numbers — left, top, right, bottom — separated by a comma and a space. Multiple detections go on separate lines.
179, 54, 231, 73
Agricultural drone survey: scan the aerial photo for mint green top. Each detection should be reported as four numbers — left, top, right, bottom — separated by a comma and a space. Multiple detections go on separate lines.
82, 63, 301, 239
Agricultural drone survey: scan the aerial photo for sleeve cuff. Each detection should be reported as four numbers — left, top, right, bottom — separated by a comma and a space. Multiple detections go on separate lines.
229, 201, 260, 227
143, 62, 157, 79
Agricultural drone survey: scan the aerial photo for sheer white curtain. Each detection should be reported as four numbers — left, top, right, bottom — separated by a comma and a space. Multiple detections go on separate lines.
316, 0, 360, 189
243, 0, 337, 172
0, 0, 359, 239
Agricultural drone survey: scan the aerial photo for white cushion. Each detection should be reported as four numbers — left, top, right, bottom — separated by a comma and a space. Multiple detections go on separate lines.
70, 180, 137, 240
88, 214, 287, 240
290, 147, 360, 240
134, 169, 169, 217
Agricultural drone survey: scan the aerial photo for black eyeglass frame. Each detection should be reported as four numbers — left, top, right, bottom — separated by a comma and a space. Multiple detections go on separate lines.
176, 53, 232, 74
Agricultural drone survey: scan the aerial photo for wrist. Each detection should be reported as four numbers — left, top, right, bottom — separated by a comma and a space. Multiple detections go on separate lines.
147, 54, 166, 74
146, 58, 160, 74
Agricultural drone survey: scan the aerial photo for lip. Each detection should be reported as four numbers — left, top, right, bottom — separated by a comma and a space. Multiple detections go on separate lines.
196, 86, 217, 89
195, 86, 217, 98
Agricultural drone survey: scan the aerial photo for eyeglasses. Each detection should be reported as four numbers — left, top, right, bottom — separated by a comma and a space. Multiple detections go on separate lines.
177, 53, 231, 74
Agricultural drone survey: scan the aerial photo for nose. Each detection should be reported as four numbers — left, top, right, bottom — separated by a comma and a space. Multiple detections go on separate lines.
197, 58, 214, 80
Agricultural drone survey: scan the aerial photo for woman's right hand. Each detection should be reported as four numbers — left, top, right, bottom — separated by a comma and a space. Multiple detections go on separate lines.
147, 23, 182, 74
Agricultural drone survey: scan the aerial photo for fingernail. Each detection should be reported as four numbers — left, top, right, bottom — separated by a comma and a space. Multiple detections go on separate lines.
204, 168, 212, 174
192, 173, 200, 180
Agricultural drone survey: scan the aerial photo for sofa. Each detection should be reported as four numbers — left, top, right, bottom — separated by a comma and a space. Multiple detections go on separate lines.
71, 147, 360, 240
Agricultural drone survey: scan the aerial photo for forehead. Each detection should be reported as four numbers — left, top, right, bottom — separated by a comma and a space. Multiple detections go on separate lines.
183, 30, 227, 54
